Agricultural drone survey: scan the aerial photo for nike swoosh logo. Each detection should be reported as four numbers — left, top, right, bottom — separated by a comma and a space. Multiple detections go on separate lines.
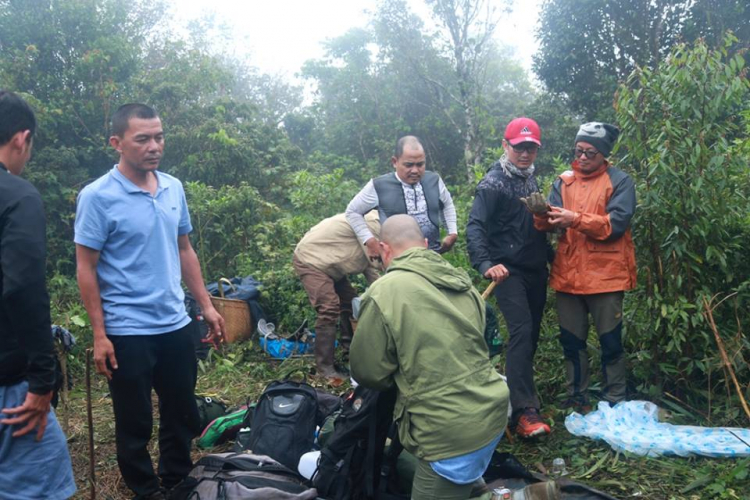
278, 403, 294, 408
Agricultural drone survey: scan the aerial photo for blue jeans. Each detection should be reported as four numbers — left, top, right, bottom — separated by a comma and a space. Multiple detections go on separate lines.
0, 381, 76, 500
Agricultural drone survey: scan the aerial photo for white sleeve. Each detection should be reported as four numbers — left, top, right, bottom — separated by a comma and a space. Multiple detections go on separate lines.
346, 180, 380, 244
438, 177, 458, 235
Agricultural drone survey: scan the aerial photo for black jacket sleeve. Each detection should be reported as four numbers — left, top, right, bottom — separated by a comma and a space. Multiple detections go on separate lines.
1, 190, 55, 394
547, 178, 563, 208
467, 181, 502, 276
605, 169, 636, 240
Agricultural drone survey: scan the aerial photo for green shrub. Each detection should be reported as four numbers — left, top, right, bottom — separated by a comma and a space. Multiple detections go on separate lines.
615, 35, 750, 399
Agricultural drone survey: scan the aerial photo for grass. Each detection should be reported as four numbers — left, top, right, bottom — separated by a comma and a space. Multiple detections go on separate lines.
61, 325, 750, 500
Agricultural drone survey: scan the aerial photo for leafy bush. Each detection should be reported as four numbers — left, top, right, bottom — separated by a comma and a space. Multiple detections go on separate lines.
185, 181, 284, 279
615, 35, 750, 397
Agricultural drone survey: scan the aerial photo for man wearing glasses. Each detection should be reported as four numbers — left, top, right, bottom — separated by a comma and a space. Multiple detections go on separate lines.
345, 136, 458, 260
533, 122, 636, 411
467, 117, 553, 438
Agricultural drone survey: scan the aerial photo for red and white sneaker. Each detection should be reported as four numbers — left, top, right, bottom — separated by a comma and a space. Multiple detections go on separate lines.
514, 408, 551, 438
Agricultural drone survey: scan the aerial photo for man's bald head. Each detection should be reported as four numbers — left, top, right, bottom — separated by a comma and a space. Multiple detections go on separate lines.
394, 136, 423, 158
379, 215, 427, 266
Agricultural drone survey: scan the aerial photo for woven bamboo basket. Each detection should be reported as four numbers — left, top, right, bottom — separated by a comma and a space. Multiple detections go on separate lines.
210, 278, 252, 344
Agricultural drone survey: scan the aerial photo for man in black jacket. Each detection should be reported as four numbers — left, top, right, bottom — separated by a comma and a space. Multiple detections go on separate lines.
466, 117, 551, 439
0, 90, 76, 498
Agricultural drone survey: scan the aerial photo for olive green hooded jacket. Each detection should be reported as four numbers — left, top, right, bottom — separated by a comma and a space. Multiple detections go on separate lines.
350, 247, 509, 461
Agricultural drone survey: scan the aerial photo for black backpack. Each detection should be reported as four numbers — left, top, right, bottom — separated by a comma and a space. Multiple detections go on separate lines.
313, 385, 407, 500
169, 452, 317, 500
247, 380, 319, 471
484, 302, 503, 357
195, 395, 229, 432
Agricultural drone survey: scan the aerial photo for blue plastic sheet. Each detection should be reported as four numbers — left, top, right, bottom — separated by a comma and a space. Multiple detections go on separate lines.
258, 337, 310, 359
565, 400, 750, 458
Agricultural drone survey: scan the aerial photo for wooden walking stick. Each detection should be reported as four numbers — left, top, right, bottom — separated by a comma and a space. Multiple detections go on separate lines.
55, 343, 69, 435
703, 295, 750, 422
481, 280, 497, 300
85, 348, 97, 500
481, 280, 514, 444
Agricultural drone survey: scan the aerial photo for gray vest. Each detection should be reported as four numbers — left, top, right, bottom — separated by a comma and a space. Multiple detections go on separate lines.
372, 171, 443, 249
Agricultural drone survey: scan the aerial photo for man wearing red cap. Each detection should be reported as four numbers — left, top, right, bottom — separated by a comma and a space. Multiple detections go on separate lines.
467, 117, 552, 438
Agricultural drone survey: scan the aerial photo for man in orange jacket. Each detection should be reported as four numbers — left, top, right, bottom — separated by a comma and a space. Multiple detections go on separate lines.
532, 122, 636, 410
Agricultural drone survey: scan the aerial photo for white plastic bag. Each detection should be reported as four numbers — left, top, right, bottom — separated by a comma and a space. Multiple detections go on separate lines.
565, 400, 750, 457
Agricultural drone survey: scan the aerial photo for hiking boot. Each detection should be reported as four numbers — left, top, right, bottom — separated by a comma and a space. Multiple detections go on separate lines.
315, 367, 349, 387
560, 397, 592, 414
339, 311, 354, 351
314, 325, 346, 378
599, 396, 624, 407
514, 408, 551, 439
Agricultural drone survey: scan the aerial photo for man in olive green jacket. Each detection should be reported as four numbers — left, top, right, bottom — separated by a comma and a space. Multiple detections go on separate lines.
350, 215, 509, 500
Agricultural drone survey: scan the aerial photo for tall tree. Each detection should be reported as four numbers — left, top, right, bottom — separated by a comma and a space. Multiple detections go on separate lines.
0, 0, 304, 275
534, 0, 691, 119
534, 0, 749, 119
374, 0, 528, 181
301, 28, 397, 168
684, 0, 750, 50
425, 0, 504, 180
0, 0, 167, 272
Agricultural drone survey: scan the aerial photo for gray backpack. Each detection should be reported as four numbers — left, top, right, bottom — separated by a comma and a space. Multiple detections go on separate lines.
170, 452, 319, 500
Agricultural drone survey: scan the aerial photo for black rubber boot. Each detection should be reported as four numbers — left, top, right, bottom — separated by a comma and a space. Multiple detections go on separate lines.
315, 325, 346, 380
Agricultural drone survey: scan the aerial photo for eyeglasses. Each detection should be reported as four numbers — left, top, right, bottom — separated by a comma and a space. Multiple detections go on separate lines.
573, 148, 600, 159
509, 143, 539, 154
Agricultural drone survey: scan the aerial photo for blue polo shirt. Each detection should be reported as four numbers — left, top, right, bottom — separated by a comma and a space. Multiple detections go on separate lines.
74, 165, 192, 335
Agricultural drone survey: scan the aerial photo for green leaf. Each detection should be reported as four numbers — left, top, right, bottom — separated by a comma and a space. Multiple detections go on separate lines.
70, 315, 87, 327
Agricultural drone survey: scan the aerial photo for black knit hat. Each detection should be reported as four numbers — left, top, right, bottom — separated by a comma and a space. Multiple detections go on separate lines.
574, 122, 620, 157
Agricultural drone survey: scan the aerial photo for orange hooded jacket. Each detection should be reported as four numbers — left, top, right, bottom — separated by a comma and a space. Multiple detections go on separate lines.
534, 160, 636, 295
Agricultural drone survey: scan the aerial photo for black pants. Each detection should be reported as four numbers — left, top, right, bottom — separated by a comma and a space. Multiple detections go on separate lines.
108, 322, 200, 497
493, 269, 547, 416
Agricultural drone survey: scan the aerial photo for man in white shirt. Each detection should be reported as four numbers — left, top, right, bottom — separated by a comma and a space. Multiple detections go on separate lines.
345, 136, 458, 259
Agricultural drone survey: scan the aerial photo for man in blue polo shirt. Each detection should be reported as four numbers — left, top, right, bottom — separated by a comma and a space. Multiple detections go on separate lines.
75, 103, 224, 500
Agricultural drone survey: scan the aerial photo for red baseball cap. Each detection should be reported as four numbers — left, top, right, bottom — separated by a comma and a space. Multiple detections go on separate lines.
504, 117, 541, 146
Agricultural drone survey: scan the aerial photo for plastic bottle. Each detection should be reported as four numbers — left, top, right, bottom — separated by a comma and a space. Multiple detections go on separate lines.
490, 335, 502, 351
297, 450, 321, 480
551, 457, 568, 477
511, 481, 562, 500
257, 319, 276, 339
491, 487, 512, 499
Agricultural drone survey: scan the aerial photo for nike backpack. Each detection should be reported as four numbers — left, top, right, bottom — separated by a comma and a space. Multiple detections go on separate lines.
246, 379, 319, 470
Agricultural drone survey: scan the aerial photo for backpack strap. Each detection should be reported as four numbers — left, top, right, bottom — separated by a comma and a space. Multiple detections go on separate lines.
279, 367, 309, 383
363, 403, 379, 497
315, 446, 355, 499
379, 422, 402, 494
